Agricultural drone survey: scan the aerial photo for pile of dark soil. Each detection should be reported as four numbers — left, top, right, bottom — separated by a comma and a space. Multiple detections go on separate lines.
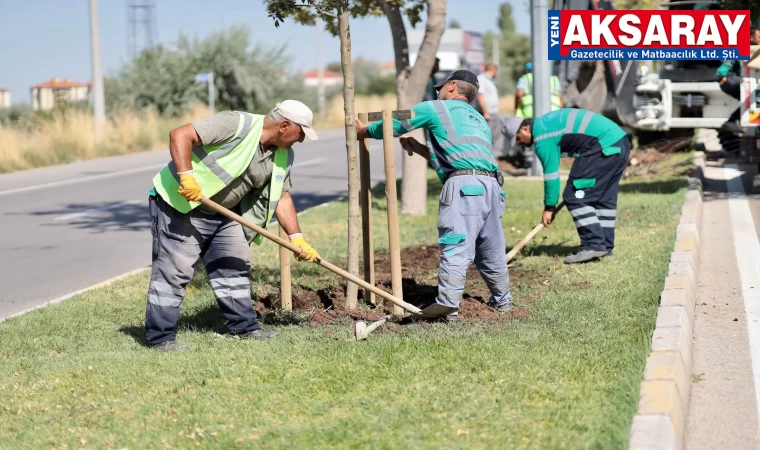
256, 245, 543, 330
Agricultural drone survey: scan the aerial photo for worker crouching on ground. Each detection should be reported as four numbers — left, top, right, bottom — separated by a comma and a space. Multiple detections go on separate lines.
144, 100, 320, 351
502, 109, 630, 264
356, 70, 513, 321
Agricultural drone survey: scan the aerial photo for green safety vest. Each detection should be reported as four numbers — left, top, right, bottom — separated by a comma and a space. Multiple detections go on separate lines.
151, 111, 291, 245
517, 73, 562, 119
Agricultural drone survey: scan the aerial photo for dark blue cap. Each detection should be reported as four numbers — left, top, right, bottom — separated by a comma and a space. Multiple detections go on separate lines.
434, 70, 479, 91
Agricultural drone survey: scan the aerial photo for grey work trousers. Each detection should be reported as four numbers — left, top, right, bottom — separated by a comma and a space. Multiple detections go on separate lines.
145, 195, 260, 346
436, 175, 512, 316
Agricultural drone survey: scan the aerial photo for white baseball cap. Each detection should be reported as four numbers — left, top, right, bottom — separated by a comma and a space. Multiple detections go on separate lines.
275, 100, 318, 141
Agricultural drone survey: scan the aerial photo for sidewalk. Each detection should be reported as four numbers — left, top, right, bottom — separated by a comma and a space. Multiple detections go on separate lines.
685, 162, 760, 449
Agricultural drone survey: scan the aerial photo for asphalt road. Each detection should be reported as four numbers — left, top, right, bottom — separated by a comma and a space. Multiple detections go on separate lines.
683, 162, 760, 449
0, 129, 403, 319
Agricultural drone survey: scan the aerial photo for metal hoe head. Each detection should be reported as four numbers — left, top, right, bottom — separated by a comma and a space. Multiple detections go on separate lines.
355, 315, 390, 341
354, 304, 457, 341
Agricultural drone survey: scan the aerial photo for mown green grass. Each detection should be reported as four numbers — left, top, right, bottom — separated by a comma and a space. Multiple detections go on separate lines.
0, 173, 686, 449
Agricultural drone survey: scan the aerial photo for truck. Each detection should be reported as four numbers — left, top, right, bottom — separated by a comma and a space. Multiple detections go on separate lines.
407, 28, 485, 78
555, 0, 758, 156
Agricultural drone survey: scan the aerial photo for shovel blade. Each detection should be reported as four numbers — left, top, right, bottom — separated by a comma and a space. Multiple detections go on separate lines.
418, 303, 458, 318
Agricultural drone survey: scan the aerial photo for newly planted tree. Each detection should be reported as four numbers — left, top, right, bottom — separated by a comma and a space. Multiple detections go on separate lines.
266, 0, 447, 308
267, 0, 363, 309
377, 0, 447, 216
267, 1, 447, 215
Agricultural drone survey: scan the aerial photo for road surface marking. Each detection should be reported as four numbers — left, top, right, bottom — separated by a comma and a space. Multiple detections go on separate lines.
53, 199, 144, 222
0, 157, 328, 198
725, 164, 760, 425
0, 163, 166, 197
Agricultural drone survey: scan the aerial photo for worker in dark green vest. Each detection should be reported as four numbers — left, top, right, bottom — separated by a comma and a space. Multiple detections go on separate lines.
502, 109, 630, 264
357, 70, 513, 321
144, 100, 320, 351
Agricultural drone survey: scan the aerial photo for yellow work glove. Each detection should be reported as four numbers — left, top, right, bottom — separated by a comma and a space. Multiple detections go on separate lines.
177, 172, 202, 202
289, 234, 320, 263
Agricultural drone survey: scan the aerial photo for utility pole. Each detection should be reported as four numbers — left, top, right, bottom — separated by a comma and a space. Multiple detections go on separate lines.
195, 73, 214, 113
207, 72, 215, 113
529, 0, 549, 178
316, 18, 326, 117
89, 0, 105, 139
492, 35, 499, 67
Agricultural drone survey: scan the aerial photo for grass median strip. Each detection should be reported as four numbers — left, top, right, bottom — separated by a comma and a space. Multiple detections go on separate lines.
0, 174, 685, 448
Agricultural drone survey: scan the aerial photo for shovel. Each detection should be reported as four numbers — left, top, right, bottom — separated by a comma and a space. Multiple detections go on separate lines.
506, 202, 566, 263
199, 198, 456, 331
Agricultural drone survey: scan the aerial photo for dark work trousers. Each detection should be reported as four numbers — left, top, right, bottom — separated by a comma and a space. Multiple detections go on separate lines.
562, 137, 631, 252
145, 195, 260, 346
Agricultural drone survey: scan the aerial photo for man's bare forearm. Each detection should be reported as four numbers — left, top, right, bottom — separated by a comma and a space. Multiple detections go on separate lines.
275, 191, 301, 236
169, 124, 202, 173
414, 146, 431, 161
514, 91, 523, 111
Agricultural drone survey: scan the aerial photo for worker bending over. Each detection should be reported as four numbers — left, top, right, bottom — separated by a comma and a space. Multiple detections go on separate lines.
357, 70, 513, 321
145, 100, 320, 351
502, 109, 630, 264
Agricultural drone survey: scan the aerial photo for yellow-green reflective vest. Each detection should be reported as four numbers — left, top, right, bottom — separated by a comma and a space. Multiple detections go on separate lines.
151, 111, 291, 245
516, 73, 562, 119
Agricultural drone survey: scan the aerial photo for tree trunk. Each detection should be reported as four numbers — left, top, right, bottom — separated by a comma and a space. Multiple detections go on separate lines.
338, 4, 360, 310
380, 0, 448, 216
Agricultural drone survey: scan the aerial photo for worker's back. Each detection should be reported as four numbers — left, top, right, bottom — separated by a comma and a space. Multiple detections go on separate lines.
533, 108, 626, 157
412, 99, 499, 181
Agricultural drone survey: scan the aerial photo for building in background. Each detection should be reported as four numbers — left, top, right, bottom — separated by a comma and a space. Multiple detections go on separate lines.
301, 69, 343, 87
0, 88, 10, 108
379, 61, 396, 76
408, 28, 484, 74
30, 77, 92, 111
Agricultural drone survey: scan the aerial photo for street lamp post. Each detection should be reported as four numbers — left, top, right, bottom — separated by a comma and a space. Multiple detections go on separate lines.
89, 0, 106, 138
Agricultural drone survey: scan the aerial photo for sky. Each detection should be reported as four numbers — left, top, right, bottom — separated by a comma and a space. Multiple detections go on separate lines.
0, 0, 529, 104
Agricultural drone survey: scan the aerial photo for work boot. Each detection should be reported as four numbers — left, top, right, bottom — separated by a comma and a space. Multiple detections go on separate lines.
488, 302, 513, 313
152, 340, 189, 352
445, 313, 458, 322
564, 249, 608, 264
232, 329, 278, 340
604, 250, 614, 258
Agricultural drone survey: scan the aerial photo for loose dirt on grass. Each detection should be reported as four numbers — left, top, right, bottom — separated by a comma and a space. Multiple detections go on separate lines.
257, 245, 542, 332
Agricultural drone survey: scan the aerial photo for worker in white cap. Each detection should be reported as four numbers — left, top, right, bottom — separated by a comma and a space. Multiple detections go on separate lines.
144, 100, 320, 351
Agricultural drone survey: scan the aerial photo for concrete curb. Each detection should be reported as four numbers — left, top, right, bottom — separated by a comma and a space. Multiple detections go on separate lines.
629, 152, 705, 450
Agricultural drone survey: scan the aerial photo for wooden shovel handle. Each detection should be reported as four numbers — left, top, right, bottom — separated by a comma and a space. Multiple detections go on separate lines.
506, 202, 566, 263
199, 197, 423, 314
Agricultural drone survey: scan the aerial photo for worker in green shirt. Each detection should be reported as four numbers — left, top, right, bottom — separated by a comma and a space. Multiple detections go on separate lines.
715, 26, 757, 133
502, 109, 630, 264
357, 70, 513, 321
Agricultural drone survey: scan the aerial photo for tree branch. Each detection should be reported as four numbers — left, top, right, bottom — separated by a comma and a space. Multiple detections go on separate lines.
405, 0, 446, 102
377, 0, 410, 79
